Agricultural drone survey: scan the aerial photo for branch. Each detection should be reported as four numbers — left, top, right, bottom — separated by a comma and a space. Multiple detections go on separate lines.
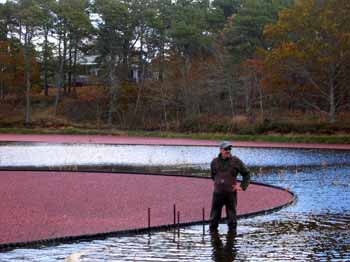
337, 103, 349, 112
301, 98, 328, 115
130, 34, 140, 50
335, 92, 346, 109
299, 67, 329, 98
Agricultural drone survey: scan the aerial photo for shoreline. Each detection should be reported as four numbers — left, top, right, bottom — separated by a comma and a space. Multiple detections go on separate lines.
1, 127, 350, 144
1, 132, 350, 150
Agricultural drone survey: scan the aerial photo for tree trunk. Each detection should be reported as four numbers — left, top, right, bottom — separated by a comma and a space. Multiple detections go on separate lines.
259, 85, 264, 122
329, 78, 336, 123
162, 97, 168, 130
107, 56, 118, 126
160, 80, 169, 130
227, 78, 236, 119
244, 78, 252, 122
133, 63, 145, 122
108, 83, 118, 127
18, 23, 22, 44
159, 33, 168, 130
182, 55, 193, 118
224, 65, 237, 120
25, 66, 31, 124
62, 30, 67, 95
96, 95, 101, 128
159, 80, 168, 130
245, 90, 250, 115
72, 41, 78, 96
54, 32, 64, 116
133, 24, 145, 125
0, 61, 4, 99
255, 73, 264, 122
122, 40, 130, 82
0, 79, 4, 100
68, 43, 72, 94
43, 26, 49, 96
24, 30, 31, 125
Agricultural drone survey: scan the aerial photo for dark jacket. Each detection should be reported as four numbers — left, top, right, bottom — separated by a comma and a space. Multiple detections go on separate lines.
210, 154, 250, 193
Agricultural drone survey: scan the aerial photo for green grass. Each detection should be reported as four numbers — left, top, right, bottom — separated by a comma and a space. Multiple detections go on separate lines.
1, 127, 350, 144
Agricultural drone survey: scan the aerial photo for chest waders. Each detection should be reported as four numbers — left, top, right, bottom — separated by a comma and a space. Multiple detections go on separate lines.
209, 155, 250, 230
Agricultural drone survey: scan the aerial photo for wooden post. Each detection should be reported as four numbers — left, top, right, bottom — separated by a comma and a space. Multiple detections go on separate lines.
177, 211, 180, 238
202, 207, 205, 235
148, 208, 151, 231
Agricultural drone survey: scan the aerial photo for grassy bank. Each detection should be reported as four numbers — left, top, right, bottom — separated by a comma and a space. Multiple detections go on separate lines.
1, 127, 350, 144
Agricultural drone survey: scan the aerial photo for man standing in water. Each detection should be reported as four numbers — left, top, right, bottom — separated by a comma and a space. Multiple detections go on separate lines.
210, 141, 250, 231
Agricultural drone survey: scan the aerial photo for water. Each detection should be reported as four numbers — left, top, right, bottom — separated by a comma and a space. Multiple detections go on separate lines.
1, 143, 350, 168
0, 144, 350, 261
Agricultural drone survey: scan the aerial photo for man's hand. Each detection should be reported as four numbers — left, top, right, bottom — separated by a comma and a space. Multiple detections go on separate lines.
232, 184, 242, 192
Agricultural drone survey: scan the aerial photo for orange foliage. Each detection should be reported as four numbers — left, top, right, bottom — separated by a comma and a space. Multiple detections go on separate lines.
0, 40, 40, 95
262, 0, 350, 93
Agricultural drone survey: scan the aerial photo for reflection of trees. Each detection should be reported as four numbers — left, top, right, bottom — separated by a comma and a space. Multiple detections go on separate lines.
210, 228, 237, 262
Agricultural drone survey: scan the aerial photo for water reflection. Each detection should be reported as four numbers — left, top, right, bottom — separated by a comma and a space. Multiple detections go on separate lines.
1, 143, 350, 168
1, 210, 350, 261
239, 211, 350, 261
211, 228, 237, 262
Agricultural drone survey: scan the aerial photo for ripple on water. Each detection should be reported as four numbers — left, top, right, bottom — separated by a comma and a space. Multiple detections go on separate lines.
1, 210, 349, 261
0, 150, 350, 261
1, 143, 350, 168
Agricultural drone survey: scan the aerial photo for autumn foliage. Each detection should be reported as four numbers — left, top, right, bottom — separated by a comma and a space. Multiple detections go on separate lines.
261, 0, 350, 122
0, 40, 40, 98
1, 0, 350, 131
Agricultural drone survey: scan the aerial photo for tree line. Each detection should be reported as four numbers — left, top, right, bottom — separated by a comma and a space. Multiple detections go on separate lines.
0, 0, 349, 131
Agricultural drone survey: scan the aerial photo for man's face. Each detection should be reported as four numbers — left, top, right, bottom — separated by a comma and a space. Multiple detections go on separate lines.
220, 147, 232, 159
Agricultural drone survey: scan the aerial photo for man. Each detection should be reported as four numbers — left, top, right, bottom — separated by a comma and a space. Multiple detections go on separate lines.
210, 141, 250, 231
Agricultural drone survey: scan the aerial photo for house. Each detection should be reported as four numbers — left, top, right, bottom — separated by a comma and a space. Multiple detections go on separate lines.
77, 54, 156, 84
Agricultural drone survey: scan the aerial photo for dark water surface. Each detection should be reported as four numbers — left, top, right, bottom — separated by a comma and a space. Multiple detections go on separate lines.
0, 144, 349, 261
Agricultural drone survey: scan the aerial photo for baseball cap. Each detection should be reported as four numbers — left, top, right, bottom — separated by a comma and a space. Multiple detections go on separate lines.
219, 141, 232, 149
